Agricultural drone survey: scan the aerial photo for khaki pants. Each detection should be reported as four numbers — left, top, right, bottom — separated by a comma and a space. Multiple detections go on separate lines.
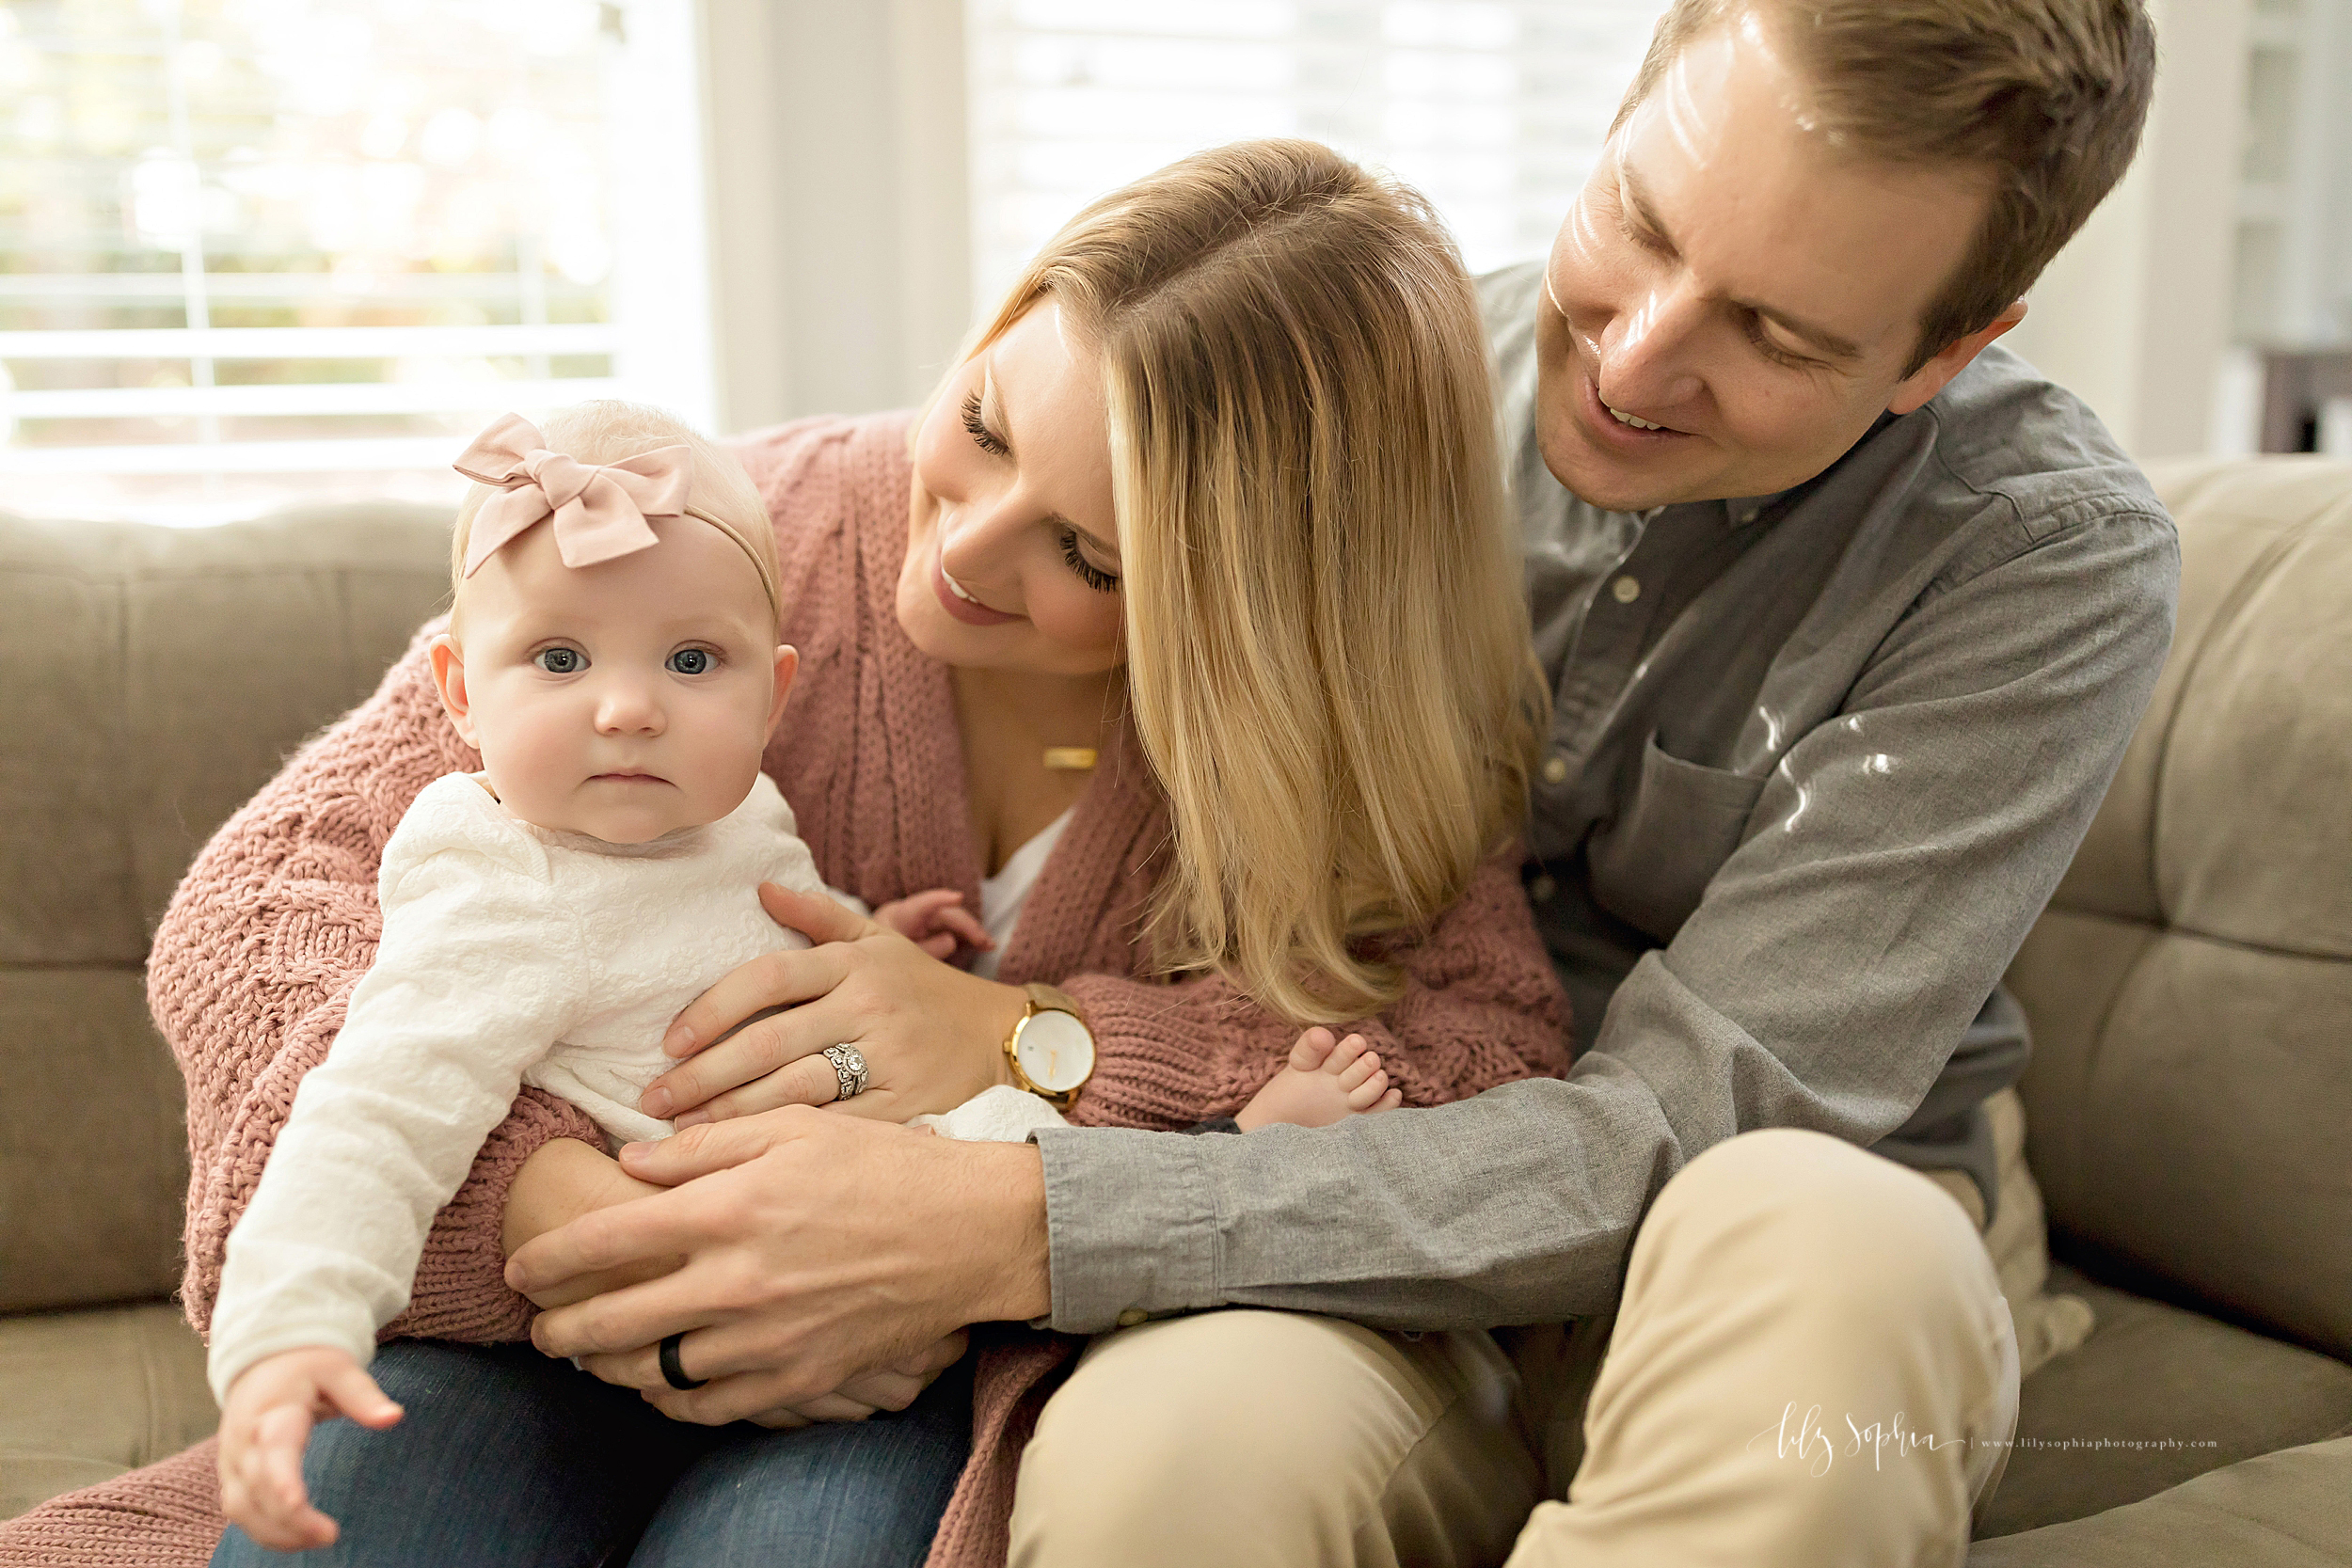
1009, 1128, 2019, 1568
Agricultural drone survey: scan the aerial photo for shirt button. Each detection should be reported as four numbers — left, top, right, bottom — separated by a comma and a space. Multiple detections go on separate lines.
1116, 1308, 1148, 1328
1611, 575, 1641, 604
1542, 753, 1569, 784
1529, 874, 1558, 902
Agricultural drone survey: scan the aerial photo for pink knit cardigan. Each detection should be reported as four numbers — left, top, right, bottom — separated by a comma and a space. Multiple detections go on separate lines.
1, 412, 1569, 1568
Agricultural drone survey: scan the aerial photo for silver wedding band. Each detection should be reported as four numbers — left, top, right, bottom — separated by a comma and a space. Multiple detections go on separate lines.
821, 1043, 869, 1102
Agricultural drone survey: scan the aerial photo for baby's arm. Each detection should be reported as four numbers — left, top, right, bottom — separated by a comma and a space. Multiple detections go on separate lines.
208, 792, 587, 1530
207, 836, 579, 1401
873, 887, 994, 960
1235, 1027, 1405, 1131
501, 1137, 676, 1309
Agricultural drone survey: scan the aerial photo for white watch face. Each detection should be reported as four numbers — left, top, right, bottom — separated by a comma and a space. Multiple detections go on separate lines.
1016, 1008, 1094, 1095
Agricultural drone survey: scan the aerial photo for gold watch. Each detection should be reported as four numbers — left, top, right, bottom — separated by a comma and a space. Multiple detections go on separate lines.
1002, 982, 1096, 1110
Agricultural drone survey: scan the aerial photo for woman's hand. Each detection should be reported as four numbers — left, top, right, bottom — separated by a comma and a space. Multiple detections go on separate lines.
638, 884, 1031, 1127
732, 1332, 972, 1429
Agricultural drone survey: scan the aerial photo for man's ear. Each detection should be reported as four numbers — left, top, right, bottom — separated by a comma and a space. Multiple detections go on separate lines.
428, 633, 481, 749
766, 644, 800, 738
1886, 298, 2028, 418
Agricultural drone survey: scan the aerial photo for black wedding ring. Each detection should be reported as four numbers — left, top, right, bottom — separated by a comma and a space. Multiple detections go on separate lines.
659, 1331, 707, 1390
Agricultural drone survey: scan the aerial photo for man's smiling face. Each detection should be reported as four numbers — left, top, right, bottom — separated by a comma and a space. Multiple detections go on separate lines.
1536, 9, 2018, 512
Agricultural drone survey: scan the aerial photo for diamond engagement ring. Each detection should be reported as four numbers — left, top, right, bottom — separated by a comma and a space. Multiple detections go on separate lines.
820, 1044, 870, 1102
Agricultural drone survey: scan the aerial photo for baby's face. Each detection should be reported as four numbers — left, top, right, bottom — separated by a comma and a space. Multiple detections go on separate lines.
432, 515, 789, 844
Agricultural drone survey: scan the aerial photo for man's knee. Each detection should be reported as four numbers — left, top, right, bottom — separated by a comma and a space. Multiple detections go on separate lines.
1644, 1128, 1996, 1320
1012, 1313, 1403, 1556
1010, 1309, 1532, 1568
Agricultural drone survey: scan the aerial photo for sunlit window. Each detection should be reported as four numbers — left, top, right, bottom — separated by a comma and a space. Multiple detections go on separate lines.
0, 0, 710, 524
964, 0, 1668, 309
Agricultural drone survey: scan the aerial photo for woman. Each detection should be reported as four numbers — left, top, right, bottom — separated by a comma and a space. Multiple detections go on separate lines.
0, 139, 1567, 1568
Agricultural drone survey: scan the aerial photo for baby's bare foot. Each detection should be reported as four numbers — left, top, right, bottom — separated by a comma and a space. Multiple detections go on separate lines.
1235, 1028, 1404, 1130
1287, 1025, 1340, 1072
1321, 1032, 1405, 1116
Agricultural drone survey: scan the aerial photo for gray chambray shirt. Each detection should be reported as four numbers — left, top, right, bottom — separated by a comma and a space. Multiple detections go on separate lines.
1029, 261, 2179, 1335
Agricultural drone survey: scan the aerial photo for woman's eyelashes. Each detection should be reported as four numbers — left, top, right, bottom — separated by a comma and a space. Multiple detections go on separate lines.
1059, 527, 1120, 594
957, 382, 1116, 594
961, 391, 1009, 457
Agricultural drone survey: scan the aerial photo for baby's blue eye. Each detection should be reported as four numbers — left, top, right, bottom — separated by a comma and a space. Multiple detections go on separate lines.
667, 648, 713, 675
533, 647, 583, 673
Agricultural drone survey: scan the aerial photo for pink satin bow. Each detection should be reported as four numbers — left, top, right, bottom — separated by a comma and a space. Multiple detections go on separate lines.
454, 413, 692, 578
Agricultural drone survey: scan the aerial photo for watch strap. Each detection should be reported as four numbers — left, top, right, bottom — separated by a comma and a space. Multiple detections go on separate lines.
1022, 981, 1085, 1020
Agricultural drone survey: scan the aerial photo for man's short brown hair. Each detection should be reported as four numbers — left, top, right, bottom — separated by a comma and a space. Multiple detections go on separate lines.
1617, 0, 2156, 373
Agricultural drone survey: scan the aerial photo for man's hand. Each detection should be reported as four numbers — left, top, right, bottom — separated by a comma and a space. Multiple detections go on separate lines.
505, 1107, 1050, 1425
216, 1346, 404, 1552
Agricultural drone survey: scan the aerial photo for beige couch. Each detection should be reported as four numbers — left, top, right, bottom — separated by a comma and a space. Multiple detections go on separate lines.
2, 464, 2347, 1560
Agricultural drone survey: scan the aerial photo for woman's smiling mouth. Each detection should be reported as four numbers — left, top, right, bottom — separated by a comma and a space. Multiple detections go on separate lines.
930, 542, 1022, 626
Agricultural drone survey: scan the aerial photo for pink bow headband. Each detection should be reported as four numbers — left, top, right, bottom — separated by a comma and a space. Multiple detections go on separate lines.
453, 413, 778, 623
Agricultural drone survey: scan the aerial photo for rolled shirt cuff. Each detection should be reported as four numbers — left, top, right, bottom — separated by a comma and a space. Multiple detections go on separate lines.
1031, 1124, 1223, 1334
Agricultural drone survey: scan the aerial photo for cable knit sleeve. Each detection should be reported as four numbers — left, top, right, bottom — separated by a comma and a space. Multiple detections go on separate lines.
1058, 851, 1569, 1132
150, 624, 606, 1346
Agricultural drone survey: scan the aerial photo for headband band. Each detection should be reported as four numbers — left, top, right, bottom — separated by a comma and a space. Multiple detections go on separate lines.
453, 413, 780, 625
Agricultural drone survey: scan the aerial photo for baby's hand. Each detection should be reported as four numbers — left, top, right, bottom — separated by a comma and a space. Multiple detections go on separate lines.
217, 1346, 403, 1551
1234, 1026, 1406, 1131
872, 888, 995, 960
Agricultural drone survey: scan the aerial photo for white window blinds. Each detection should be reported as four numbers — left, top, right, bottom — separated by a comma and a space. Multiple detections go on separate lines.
0, 0, 711, 525
965, 0, 1669, 311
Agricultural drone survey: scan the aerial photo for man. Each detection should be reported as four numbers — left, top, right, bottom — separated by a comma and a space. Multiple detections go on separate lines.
517, 2, 2172, 1561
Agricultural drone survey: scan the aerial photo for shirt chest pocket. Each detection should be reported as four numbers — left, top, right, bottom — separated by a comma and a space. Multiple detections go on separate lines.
1586, 732, 1769, 942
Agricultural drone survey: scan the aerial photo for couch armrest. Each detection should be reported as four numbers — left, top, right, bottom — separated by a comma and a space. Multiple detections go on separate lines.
1968, 1435, 2352, 1567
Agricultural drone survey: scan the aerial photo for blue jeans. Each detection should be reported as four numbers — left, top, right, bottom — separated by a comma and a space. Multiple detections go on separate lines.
211, 1340, 972, 1566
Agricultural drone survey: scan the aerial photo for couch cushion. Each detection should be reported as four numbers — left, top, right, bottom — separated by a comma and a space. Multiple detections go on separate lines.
2007, 458, 2352, 1360
0, 504, 454, 967
0, 972, 184, 1312
0, 506, 453, 1317
1976, 1264, 2352, 1540
1969, 1435, 2352, 1568
0, 1303, 215, 1521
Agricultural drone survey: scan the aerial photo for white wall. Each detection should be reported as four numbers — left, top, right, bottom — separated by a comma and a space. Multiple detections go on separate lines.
695, 0, 974, 433
2004, 0, 2250, 459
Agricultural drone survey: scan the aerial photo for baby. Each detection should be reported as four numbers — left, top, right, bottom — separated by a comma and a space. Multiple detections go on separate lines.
212, 403, 1402, 1549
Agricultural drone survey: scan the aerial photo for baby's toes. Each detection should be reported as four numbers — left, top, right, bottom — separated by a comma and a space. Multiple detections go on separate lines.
1321, 1032, 1371, 1075
1372, 1086, 1404, 1113
1334, 1046, 1381, 1091
1345, 1066, 1392, 1111
1288, 1026, 1337, 1071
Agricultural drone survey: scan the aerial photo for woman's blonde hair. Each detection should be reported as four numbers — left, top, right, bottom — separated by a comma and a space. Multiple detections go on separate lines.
449, 400, 779, 627
950, 139, 1544, 1022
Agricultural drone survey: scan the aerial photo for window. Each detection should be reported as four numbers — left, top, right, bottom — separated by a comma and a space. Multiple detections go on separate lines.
965, 0, 1669, 311
0, 0, 710, 525
2224, 0, 2352, 454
